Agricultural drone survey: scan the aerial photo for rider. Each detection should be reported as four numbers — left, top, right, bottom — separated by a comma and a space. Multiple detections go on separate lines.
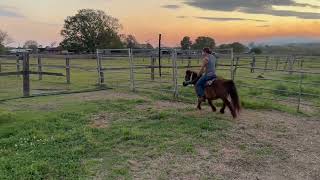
196, 47, 217, 102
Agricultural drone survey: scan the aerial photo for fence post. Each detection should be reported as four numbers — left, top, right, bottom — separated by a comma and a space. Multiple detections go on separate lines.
65, 56, 71, 84
96, 50, 104, 85
297, 57, 303, 112
129, 48, 135, 92
151, 55, 155, 80
275, 56, 279, 71
230, 49, 235, 80
233, 56, 240, 79
284, 56, 289, 71
37, 56, 42, 80
22, 53, 30, 97
17, 56, 21, 77
171, 49, 178, 98
250, 56, 256, 73
264, 56, 269, 72
289, 56, 294, 75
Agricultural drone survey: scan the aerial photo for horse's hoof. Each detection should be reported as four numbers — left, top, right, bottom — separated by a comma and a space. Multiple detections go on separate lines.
212, 109, 217, 112
220, 110, 225, 114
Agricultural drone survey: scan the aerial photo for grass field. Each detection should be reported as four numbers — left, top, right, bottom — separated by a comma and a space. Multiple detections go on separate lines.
1, 54, 319, 114
0, 90, 319, 179
1, 53, 320, 178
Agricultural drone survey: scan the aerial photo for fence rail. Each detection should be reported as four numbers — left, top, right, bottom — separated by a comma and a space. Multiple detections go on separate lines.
1, 50, 319, 113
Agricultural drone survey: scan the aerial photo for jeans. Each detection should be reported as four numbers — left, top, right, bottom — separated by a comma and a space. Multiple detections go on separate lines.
196, 74, 216, 97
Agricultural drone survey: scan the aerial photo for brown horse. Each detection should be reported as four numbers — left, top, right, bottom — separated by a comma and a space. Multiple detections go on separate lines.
183, 70, 241, 118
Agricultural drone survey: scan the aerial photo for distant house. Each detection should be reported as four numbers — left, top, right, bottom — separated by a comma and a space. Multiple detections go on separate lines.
38, 46, 65, 54
9, 48, 32, 54
136, 43, 153, 49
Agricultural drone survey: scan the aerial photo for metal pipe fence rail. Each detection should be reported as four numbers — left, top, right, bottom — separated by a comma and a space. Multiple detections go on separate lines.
1, 50, 319, 113
231, 55, 320, 112
0, 53, 102, 100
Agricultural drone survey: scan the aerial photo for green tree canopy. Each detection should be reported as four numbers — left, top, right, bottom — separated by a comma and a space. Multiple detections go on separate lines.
250, 47, 262, 54
60, 9, 123, 53
180, 36, 192, 50
192, 36, 215, 50
219, 42, 248, 53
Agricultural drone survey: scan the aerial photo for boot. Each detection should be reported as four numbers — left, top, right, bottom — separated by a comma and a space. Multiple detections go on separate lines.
198, 96, 206, 102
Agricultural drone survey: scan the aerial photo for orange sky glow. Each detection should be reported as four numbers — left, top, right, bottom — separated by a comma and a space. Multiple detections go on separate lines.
1, 0, 320, 47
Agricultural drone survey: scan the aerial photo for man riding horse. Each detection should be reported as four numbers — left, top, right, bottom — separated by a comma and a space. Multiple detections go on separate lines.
183, 47, 241, 118
196, 47, 217, 103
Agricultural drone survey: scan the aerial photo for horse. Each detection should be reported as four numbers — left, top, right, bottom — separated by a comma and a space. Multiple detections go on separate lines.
183, 70, 241, 118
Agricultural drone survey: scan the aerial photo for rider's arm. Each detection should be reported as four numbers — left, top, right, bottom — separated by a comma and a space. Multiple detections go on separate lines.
199, 58, 208, 76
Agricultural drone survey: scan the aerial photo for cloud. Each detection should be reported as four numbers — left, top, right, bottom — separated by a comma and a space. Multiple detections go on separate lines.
195, 16, 267, 22
177, 16, 188, 19
256, 25, 271, 27
0, 6, 24, 18
184, 0, 320, 19
161, 5, 181, 9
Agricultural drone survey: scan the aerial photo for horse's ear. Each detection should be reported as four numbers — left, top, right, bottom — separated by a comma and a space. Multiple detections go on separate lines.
186, 70, 191, 74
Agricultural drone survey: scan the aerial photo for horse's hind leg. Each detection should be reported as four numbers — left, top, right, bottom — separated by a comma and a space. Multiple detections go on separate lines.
197, 101, 202, 110
222, 98, 237, 118
208, 100, 217, 112
220, 102, 226, 114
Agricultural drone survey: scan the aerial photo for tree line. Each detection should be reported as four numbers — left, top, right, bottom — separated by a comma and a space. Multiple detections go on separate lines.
1, 9, 263, 54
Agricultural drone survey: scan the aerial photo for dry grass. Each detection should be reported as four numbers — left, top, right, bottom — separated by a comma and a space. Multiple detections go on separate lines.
129, 108, 320, 180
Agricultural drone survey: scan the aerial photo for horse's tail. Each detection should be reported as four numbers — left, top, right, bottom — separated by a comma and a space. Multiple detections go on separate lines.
226, 80, 241, 115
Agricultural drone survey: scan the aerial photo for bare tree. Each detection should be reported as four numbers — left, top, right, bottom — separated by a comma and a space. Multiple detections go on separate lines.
0, 30, 14, 46
50, 41, 57, 48
24, 40, 39, 53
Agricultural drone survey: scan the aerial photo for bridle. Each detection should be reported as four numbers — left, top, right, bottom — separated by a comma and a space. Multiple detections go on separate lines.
184, 71, 198, 86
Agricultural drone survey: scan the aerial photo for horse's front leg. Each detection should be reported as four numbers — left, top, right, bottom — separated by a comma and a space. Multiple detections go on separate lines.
208, 100, 217, 112
220, 102, 226, 114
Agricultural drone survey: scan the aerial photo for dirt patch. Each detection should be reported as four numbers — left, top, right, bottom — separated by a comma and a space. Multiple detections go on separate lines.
68, 91, 145, 101
130, 109, 320, 179
153, 101, 192, 110
1, 90, 146, 112
135, 100, 193, 112
90, 112, 112, 128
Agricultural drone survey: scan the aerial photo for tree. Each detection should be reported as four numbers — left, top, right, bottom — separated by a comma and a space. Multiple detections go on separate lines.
60, 9, 123, 53
50, 41, 57, 48
0, 30, 13, 46
180, 36, 192, 50
192, 36, 215, 50
0, 44, 5, 54
125, 35, 139, 48
24, 40, 39, 53
146, 43, 153, 49
250, 47, 262, 54
219, 42, 248, 53
0, 30, 13, 53
248, 42, 256, 49
230, 42, 247, 53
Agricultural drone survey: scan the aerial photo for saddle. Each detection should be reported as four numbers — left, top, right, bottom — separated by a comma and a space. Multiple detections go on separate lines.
205, 79, 216, 87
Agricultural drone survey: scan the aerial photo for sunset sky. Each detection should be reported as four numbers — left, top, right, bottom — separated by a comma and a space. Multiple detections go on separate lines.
1, 0, 320, 47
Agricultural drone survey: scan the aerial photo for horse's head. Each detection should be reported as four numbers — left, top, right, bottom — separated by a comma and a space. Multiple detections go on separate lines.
183, 70, 198, 86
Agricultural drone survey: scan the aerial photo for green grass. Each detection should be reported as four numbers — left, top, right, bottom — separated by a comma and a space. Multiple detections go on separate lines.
0, 54, 319, 179
0, 93, 231, 179
1, 55, 319, 113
